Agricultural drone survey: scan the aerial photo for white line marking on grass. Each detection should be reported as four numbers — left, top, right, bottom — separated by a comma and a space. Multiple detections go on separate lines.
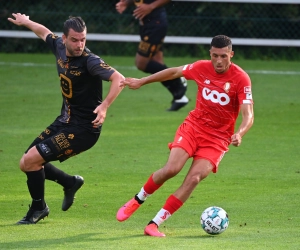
1, 61, 300, 75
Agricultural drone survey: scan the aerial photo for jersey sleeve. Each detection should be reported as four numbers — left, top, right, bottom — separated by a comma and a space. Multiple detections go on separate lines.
45, 33, 60, 54
87, 56, 115, 81
182, 60, 202, 80
236, 72, 253, 105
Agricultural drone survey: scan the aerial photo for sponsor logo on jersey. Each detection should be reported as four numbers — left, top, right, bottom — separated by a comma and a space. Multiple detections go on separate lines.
54, 133, 71, 149
203, 87, 230, 106
246, 93, 252, 100
70, 70, 81, 76
244, 86, 251, 93
40, 143, 52, 156
99, 62, 112, 70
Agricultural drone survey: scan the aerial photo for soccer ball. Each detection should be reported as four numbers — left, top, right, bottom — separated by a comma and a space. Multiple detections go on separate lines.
200, 206, 229, 235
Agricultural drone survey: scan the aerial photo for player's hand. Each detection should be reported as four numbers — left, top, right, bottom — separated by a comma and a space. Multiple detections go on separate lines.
116, 0, 127, 14
133, 4, 153, 20
7, 13, 30, 26
119, 77, 143, 89
92, 104, 107, 128
231, 133, 242, 147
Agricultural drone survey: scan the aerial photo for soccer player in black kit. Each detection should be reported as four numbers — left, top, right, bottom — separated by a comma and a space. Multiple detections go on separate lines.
7, 13, 125, 224
116, 0, 189, 111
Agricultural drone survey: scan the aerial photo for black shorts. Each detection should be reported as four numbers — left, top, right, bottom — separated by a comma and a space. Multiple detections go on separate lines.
138, 18, 168, 58
25, 120, 100, 163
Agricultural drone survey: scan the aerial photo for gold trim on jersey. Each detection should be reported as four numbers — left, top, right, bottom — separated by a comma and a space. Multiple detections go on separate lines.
134, 0, 144, 6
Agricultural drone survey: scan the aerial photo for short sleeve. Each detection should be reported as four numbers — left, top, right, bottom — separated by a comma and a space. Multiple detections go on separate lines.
87, 56, 115, 81
236, 73, 253, 105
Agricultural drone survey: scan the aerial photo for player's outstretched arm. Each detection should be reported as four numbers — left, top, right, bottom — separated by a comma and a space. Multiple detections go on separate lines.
120, 66, 184, 89
7, 13, 51, 41
134, 0, 170, 19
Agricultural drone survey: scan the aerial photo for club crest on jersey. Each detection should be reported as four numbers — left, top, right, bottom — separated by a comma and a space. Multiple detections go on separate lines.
65, 149, 73, 155
223, 82, 231, 93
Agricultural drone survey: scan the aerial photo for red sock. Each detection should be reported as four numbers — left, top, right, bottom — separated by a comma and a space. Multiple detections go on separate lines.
143, 174, 162, 194
163, 194, 183, 215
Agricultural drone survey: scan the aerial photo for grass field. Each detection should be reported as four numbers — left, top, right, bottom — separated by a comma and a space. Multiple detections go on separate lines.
0, 53, 299, 250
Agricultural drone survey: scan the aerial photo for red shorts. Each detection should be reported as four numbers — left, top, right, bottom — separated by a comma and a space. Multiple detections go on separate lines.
168, 122, 229, 173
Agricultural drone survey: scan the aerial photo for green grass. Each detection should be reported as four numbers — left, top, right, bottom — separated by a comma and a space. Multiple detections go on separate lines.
0, 53, 299, 250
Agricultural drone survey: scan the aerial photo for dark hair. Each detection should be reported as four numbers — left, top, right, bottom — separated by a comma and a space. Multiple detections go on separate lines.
211, 35, 232, 50
63, 16, 86, 36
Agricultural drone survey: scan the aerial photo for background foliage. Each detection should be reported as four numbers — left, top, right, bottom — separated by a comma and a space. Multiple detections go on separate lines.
1, 1, 300, 59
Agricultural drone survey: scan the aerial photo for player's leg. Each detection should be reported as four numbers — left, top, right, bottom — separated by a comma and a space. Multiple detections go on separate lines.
135, 51, 188, 111
39, 124, 99, 211
144, 158, 214, 237
116, 122, 193, 222
116, 147, 189, 222
25, 121, 84, 211
17, 122, 100, 224
26, 122, 80, 189
135, 23, 188, 111
17, 147, 49, 224
44, 162, 84, 211
151, 50, 189, 111
144, 141, 227, 236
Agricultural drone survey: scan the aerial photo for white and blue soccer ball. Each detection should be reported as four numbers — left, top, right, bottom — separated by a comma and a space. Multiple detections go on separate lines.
200, 206, 229, 235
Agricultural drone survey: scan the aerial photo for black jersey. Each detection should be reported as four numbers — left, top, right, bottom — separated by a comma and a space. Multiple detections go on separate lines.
134, 0, 167, 22
45, 34, 115, 129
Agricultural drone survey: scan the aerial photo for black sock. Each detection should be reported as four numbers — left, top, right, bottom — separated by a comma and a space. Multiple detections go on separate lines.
148, 220, 157, 226
134, 194, 144, 205
44, 162, 75, 189
144, 60, 167, 74
161, 77, 186, 100
25, 169, 46, 210
144, 61, 185, 99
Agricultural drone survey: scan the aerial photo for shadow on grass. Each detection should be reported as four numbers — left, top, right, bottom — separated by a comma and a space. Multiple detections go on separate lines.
0, 224, 146, 249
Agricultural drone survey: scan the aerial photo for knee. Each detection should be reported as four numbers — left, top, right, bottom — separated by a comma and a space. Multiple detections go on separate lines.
162, 165, 180, 179
19, 154, 36, 172
19, 155, 27, 172
189, 174, 202, 186
135, 60, 146, 71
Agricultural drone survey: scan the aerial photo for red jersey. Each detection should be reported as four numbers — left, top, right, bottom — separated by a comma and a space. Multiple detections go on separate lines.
182, 60, 253, 145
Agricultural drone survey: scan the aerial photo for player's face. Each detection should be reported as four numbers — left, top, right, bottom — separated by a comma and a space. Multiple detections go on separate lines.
210, 46, 234, 73
63, 28, 87, 57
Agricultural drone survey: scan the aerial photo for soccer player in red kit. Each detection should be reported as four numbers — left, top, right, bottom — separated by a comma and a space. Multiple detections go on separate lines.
117, 35, 254, 237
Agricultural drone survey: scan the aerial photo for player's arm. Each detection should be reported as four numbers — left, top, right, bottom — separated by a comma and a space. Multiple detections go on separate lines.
120, 66, 184, 89
116, 0, 134, 14
7, 13, 51, 41
148, 0, 171, 10
92, 71, 125, 127
134, 0, 170, 19
102, 71, 125, 109
231, 104, 254, 147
